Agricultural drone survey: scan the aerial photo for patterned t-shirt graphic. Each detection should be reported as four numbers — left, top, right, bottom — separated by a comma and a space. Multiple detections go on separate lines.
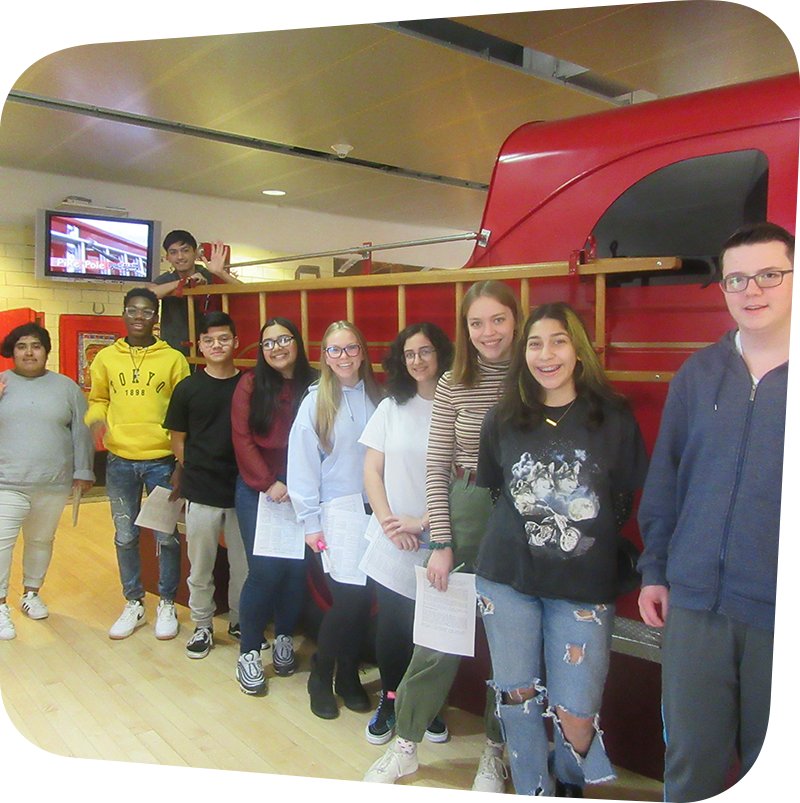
511, 449, 599, 558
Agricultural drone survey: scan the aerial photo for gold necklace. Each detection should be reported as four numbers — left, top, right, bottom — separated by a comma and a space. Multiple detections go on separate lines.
544, 398, 576, 427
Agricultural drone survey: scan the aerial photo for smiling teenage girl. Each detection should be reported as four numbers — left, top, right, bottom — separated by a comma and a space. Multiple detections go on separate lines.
475, 302, 648, 796
288, 321, 383, 719
231, 318, 317, 695
365, 280, 520, 789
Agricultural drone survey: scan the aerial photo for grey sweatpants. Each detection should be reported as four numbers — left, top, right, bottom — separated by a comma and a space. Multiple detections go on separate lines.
661, 606, 773, 803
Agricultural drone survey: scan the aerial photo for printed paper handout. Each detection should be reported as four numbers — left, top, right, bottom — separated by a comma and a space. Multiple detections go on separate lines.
133, 485, 184, 534
319, 495, 370, 585
359, 515, 429, 600
412, 565, 476, 657
253, 494, 305, 559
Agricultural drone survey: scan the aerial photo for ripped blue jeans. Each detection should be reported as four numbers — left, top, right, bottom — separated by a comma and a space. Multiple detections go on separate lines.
476, 576, 616, 796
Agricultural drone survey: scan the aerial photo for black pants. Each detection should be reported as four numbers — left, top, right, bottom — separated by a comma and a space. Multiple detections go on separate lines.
316, 566, 374, 677
375, 583, 416, 694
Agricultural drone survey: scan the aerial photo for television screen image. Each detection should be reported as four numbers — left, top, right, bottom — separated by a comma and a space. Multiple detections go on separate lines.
36, 210, 161, 284
49, 214, 151, 278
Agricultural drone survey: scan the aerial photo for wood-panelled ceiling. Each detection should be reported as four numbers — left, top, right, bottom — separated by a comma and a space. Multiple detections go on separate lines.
1, 2, 796, 231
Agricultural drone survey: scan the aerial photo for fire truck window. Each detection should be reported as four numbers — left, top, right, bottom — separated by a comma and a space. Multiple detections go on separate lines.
592, 150, 768, 287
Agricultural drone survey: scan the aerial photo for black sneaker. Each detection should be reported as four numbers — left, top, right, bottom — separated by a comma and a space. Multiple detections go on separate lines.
424, 715, 449, 743
273, 634, 296, 676
185, 626, 213, 659
365, 692, 396, 745
228, 622, 269, 651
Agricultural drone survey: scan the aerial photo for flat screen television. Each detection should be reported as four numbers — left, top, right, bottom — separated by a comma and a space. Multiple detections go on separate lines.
35, 209, 161, 284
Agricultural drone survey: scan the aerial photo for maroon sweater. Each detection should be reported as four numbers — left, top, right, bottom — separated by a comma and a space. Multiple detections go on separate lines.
231, 370, 296, 493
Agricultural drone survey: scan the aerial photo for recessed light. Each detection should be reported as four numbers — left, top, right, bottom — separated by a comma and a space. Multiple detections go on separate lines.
262, 189, 286, 196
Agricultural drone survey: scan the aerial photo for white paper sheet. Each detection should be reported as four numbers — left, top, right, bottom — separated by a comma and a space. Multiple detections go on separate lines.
253, 494, 305, 559
319, 496, 370, 585
133, 485, 184, 534
359, 515, 429, 600
412, 565, 477, 657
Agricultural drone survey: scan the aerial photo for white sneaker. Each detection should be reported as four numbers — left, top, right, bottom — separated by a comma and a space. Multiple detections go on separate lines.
472, 746, 508, 793
20, 591, 48, 620
0, 603, 16, 640
363, 742, 419, 784
109, 600, 146, 639
155, 599, 179, 640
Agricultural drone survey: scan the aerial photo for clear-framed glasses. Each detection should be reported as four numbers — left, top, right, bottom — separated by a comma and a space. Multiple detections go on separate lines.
199, 334, 234, 347
124, 306, 156, 319
720, 269, 794, 293
325, 343, 361, 358
260, 335, 295, 350
404, 346, 437, 364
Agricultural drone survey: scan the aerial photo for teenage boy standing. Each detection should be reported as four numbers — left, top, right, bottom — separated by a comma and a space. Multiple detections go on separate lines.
86, 288, 190, 640
638, 221, 792, 802
148, 230, 241, 357
164, 311, 248, 658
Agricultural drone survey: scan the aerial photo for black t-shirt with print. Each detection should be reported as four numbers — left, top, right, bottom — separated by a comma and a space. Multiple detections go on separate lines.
475, 396, 648, 604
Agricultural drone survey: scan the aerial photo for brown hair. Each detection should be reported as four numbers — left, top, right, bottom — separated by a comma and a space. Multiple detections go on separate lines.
450, 280, 522, 388
497, 302, 625, 430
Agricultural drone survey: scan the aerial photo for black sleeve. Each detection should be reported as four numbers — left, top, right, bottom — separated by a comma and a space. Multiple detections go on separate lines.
476, 406, 504, 492
613, 406, 650, 493
163, 375, 190, 432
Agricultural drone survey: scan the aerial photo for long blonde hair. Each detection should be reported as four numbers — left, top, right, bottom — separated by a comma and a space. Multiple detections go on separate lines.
315, 320, 382, 453
450, 280, 522, 387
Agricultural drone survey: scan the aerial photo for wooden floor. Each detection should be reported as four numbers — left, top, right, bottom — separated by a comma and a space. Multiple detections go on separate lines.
0, 497, 663, 799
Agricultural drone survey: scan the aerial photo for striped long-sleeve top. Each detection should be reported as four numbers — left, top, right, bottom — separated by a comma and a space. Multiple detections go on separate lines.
425, 357, 510, 545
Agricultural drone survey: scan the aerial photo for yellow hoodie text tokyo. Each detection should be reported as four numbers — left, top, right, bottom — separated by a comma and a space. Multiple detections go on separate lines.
85, 338, 190, 460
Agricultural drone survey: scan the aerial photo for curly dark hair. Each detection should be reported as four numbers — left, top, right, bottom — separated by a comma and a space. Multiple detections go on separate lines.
381, 322, 453, 404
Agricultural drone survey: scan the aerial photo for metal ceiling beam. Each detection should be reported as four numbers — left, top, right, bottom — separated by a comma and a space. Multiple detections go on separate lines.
6, 90, 490, 192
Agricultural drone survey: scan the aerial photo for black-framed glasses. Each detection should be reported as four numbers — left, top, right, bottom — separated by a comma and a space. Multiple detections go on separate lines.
124, 306, 156, 319
403, 346, 437, 363
720, 269, 794, 294
260, 335, 294, 350
325, 343, 361, 358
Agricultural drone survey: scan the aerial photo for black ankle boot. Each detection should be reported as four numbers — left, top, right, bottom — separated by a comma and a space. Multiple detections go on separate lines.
334, 658, 371, 712
555, 779, 584, 797
307, 654, 338, 719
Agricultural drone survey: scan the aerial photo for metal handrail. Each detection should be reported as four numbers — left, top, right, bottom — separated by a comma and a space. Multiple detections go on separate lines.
226, 231, 479, 269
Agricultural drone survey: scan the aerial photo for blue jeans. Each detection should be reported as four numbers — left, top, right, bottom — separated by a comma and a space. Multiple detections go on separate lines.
476, 576, 616, 796
105, 453, 181, 602
235, 476, 307, 654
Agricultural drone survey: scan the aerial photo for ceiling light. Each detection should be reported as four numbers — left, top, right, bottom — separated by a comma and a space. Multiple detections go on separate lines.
262, 189, 286, 196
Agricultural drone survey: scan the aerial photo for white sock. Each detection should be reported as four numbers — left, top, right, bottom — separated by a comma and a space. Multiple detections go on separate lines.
395, 737, 417, 754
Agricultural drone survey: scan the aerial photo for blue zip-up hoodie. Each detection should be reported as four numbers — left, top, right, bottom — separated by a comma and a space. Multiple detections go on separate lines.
638, 330, 786, 632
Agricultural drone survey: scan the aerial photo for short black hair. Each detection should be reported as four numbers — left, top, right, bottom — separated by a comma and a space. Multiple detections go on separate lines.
1, 322, 51, 358
720, 221, 795, 266
123, 287, 159, 311
163, 229, 198, 252
198, 311, 236, 337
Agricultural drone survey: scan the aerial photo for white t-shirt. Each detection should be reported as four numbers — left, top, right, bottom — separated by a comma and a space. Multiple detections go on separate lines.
358, 394, 434, 530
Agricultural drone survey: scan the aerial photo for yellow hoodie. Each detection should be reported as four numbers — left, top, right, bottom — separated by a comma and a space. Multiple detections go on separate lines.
85, 338, 190, 460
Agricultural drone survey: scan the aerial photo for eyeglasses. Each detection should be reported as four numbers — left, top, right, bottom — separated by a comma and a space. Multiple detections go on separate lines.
124, 306, 157, 319
403, 346, 437, 363
260, 335, 294, 350
325, 343, 361, 358
720, 269, 794, 294
199, 335, 234, 347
